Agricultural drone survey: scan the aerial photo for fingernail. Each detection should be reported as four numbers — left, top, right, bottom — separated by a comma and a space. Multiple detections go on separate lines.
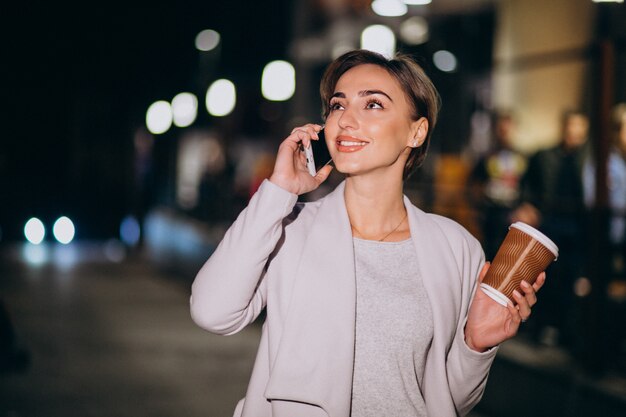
513, 290, 522, 298
521, 280, 530, 288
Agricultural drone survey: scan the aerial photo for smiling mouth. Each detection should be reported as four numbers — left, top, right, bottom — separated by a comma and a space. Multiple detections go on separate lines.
338, 140, 367, 146
336, 135, 369, 152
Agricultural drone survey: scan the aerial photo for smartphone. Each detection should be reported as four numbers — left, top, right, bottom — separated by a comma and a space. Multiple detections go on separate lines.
304, 128, 332, 176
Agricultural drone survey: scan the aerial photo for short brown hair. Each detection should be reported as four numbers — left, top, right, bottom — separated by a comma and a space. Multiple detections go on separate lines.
319, 49, 440, 180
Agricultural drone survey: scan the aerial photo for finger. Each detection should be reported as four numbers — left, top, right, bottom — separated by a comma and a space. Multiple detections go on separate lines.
506, 300, 523, 325
520, 280, 538, 306
314, 164, 333, 184
532, 272, 546, 292
513, 290, 531, 320
302, 125, 320, 140
292, 124, 323, 138
477, 262, 490, 283
291, 130, 313, 148
296, 148, 308, 168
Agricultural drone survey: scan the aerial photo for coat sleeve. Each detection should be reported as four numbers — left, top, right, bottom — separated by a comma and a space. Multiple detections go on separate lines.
445, 233, 499, 416
190, 179, 298, 336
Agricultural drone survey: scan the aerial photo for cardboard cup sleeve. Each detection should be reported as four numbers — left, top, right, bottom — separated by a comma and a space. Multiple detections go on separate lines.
480, 222, 559, 306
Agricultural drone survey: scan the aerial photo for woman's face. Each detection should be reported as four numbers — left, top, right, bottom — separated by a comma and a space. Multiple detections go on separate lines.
324, 64, 425, 178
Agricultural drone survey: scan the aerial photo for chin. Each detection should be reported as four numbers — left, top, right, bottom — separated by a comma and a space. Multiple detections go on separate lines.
332, 160, 365, 175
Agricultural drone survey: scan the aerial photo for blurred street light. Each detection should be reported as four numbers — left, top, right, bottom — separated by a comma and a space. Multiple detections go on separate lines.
120, 215, 141, 246
171, 92, 198, 128
372, 0, 408, 17
400, 16, 429, 45
433, 50, 458, 72
195, 29, 221, 52
146, 100, 173, 134
403, 0, 432, 5
262, 60, 296, 101
53, 216, 75, 244
361, 25, 396, 58
24, 217, 45, 244
206, 79, 236, 117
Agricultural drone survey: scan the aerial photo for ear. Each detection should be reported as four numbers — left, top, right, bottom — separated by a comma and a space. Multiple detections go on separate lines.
407, 117, 429, 148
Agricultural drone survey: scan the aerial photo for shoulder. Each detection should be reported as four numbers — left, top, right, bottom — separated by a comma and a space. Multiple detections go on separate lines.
282, 188, 335, 229
407, 204, 485, 285
409, 204, 482, 256
428, 213, 480, 249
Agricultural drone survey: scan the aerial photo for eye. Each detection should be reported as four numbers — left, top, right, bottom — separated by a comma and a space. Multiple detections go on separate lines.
329, 100, 344, 111
365, 99, 383, 109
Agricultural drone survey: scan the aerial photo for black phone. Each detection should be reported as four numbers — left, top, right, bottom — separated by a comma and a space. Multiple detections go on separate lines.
304, 128, 332, 176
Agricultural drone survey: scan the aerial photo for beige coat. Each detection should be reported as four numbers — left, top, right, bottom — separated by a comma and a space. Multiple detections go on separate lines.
191, 180, 498, 417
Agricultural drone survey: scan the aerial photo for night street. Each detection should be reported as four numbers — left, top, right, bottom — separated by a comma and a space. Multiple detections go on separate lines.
0, 243, 261, 417
1, 242, 626, 416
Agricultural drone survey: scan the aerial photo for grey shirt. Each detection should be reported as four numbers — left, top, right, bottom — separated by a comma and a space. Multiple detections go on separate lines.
351, 238, 434, 417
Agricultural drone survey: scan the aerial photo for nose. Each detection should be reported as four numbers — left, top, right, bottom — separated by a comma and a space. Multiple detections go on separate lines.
337, 106, 359, 131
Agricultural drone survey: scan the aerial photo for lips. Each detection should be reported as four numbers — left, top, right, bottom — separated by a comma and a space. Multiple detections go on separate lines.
336, 135, 369, 153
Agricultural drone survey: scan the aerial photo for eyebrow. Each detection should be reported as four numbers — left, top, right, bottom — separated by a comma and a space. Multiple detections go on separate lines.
331, 89, 394, 102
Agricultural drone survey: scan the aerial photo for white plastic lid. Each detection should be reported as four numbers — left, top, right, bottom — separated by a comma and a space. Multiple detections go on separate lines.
510, 222, 559, 259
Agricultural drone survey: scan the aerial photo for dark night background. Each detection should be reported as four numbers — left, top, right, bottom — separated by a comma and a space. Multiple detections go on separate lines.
1, 1, 293, 241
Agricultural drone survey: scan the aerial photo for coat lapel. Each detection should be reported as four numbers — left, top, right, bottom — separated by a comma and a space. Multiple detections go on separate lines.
265, 182, 356, 417
406, 197, 464, 415
405, 196, 462, 342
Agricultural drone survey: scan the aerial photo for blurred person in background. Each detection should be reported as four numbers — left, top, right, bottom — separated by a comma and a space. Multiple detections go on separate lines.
248, 153, 275, 199
513, 110, 591, 348
469, 110, 527, 259
191, 50, 546, 417
583, 103, 626, 361
584, 103, 626, 267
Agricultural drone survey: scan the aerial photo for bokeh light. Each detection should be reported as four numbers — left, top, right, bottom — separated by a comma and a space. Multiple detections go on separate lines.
262, 60, 296, 101
361, 25, 396, 59
372, 0, 408, 17
206, 79, 236, 117
433, 50, 458, 72
24, 217, 45, 244
400, 16, 429, 45
146, 100, 173, 134
332, 41, 356, 59
53, 244, 78, 269
171, 92, 198, 128
195, 29, 221, 52
104, 239, 126, 263
23, 244, 48, 265
403, 0, 432, 5
120, 215, 141, 246
53, 216, 75, 244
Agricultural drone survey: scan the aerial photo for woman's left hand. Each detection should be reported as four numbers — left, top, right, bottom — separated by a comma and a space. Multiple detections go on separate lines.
464, 263, 546, 353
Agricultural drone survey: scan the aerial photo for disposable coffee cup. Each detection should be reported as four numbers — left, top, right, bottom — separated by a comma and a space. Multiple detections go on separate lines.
480, 222, 559, 306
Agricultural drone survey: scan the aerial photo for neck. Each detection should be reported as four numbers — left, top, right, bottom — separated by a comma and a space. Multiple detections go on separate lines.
344, 174, 408, 241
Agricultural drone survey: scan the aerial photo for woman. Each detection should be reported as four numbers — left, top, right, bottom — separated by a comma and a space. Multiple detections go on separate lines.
190, 50, 544, 417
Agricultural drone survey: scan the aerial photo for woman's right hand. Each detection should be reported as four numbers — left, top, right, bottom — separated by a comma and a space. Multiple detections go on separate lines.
269, 123, 333, 195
